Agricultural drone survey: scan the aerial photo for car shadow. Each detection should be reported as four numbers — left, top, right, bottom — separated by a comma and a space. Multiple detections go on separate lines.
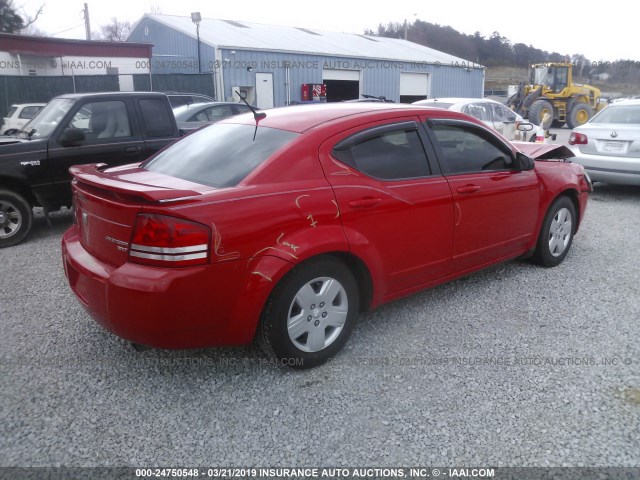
590, 183, 640, 202
27, 208, 75, 243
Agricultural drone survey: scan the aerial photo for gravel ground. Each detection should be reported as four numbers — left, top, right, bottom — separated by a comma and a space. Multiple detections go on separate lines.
1, 185, 639, 468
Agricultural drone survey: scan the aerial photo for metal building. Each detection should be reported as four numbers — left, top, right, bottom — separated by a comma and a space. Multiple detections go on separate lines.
128, 14, 484, 107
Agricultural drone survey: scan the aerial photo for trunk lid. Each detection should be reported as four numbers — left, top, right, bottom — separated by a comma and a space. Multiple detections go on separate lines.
71, 163, 210, 267
572, 123, 640, 157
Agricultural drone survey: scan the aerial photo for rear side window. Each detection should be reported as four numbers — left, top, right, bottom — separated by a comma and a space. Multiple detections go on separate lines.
19, 106, 42, 119
205, 105, 235, 120
143, 123, 299, 188
332, 125, 431, 180
138, 99, 174, 137
5, 107, 17, 118
463, 103, 491, 122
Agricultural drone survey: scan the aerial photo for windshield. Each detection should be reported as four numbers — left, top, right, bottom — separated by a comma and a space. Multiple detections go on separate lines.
532, 66, 553, 87
144, 123, 300, 188
589, 105, 640, 124
18, 98, 76, 139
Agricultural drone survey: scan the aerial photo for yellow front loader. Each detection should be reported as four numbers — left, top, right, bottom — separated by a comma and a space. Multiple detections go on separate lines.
507, 63, 605, 129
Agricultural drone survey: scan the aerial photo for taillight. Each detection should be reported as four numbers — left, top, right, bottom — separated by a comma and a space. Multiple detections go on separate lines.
129, 214, 211, 267
569, 132, 588, 145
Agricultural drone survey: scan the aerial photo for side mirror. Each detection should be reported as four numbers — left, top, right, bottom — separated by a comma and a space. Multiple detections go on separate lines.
515, 152, 535, 171
59, 128, 85, 146
517, 122, 534, 132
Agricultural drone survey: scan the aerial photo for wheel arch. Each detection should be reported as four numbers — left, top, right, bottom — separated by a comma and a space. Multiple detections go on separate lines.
557, 188, 581, 232
323, 251, 374, 313
0, 176, 38, 207
263, 250, 375, 314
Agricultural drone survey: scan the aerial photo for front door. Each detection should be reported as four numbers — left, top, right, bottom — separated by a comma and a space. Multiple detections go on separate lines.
425, 119, 539, 272
46, 98, 146, 204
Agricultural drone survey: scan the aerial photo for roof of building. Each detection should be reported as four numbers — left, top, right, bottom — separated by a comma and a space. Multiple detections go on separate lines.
0, 32, 152, 58
135, 14, 475, 65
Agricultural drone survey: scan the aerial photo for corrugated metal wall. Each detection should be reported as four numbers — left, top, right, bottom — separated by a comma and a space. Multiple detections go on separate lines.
219, 49, 483, 104
0, 75, 120, 115
0, 74, 215, 116
128, 18, 215, 75
128, 18, 484, 107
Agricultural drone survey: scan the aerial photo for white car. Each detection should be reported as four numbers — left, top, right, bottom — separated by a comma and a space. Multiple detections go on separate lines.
569, 99, 640, 185
413, 98, 527, 141
1, 103, 46, 135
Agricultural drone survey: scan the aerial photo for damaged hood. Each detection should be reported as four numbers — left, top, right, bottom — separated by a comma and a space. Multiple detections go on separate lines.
512, 142, 574, 160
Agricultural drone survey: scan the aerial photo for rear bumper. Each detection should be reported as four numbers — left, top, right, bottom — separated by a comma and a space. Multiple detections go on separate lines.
570, 151, 640, 186
62, 226, 286, 349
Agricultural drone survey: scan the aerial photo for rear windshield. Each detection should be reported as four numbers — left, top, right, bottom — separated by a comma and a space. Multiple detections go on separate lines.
143, 123, 299, 188
590, 105, 640, 124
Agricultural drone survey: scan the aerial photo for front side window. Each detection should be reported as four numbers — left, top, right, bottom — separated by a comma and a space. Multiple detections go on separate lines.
144, 123, 299, 188
554, 67, 568, 92
332, 125, 431, 180
430, 123, 513, 174
491, 103, 516, 123
65, 101, 131, 140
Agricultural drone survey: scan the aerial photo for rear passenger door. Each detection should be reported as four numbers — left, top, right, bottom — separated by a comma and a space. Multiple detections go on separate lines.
319, 119, 454, 298
136, 97, 180, 158
424, 118, 539, 272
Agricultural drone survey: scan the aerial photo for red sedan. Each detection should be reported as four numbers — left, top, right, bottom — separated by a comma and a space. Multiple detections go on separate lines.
62, 103, 591, 368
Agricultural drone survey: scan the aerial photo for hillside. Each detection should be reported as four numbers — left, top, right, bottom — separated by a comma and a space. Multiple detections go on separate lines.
369, 20, 640, 97
486, 66, 639, 97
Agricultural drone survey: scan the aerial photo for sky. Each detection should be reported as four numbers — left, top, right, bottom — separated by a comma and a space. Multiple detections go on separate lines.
15, 0, 639, 62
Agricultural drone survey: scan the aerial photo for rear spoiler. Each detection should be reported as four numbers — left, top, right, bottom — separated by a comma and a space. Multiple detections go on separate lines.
512, 142, 574, 160
70, 163, 202, 203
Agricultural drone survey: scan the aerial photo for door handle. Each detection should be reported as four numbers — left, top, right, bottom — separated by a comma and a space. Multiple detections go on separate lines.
124, 146, 141, 153
348, 197, 382, 208
457, 185, 481, 194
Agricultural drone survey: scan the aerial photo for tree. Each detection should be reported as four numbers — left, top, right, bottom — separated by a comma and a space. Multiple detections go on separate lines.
0, 0, 24, 33
96, 17, 133, 42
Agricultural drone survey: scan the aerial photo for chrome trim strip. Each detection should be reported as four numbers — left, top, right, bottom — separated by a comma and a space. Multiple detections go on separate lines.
129, 251, 208, 261
130, 243, 208, 254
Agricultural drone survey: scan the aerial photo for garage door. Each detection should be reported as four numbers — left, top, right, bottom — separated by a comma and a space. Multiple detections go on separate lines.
323, 69, 360, 102
400, 72, 429, 103
322, 69, 360, 81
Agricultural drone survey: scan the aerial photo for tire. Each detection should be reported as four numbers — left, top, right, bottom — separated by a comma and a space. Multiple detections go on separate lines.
528, 100, 554, 129
0, 189, 33, 248
530, 196, 576, 268
257, 256, 359, 369
567, 102, 593, 129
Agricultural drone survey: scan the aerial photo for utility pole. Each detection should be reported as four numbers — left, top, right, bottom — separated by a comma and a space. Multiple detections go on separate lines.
83, 3, 91, 40
191, 12, 202, 73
